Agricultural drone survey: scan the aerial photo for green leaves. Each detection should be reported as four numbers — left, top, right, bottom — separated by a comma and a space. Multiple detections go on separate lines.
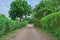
0, 15, 28, 37
34, 0, 60, 19
40, 12, 60, 38
9, 0, 32, 21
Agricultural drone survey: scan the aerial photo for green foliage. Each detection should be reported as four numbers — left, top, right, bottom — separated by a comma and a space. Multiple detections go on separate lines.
23, 18, 36, 24
9, 0, 32, 21
33, 20, 41, 27
33, 0, 60, 39
34, 0, 60, 19
0, 15, 28, 37
40, 12, 60, 39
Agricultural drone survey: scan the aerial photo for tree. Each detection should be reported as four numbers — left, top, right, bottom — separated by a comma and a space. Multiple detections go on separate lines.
34, 0, 60, 19
9, 0, 32, 21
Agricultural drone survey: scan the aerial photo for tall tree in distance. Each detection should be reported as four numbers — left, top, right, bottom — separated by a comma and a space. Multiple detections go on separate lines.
9, 0, 32, 21
34, 0, 60, 20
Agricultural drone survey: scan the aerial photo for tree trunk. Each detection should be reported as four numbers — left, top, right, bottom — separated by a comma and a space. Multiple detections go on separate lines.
20, 16, 23, 22
20, 16, 22, 21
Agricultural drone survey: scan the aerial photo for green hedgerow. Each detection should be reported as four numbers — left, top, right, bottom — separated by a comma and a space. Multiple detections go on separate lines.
40, 12, 60, 39
0, 15, 28, 37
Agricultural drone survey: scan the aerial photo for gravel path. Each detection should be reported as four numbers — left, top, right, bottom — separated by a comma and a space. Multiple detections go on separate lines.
9, 24, 56, 40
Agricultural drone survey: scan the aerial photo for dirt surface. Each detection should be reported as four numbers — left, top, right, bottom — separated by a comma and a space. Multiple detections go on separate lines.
8, 24, 56, 40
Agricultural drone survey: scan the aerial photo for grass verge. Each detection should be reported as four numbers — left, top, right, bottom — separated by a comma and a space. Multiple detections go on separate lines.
35, 27, 58, 40
0, 28, 23, 40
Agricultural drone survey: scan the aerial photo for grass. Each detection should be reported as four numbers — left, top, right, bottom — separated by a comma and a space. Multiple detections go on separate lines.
0, 27, 23, 40
40, 12, 60, 39
35, 27, 58, 40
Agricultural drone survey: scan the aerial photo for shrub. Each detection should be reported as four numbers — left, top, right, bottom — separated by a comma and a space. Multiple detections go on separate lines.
0, 15, 28, 37
23, 18, 35, 24
33, 19, 40, 27
40, 12, 60, 39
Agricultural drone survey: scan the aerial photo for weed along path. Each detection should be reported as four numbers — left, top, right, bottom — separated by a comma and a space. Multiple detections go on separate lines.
7, 24, 56, 40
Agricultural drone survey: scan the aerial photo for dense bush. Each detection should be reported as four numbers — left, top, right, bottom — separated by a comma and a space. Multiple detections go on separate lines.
23, 18, 36, 24
40, 12, 60, 39
33, 19, 40, 27
0, 15, 28, 37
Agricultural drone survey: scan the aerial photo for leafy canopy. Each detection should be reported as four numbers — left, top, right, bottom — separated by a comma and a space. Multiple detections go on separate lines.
9, 0, 32, 21
34, 0, 60, 19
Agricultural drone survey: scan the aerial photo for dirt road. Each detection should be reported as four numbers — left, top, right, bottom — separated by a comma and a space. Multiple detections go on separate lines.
9, 24, 56, 40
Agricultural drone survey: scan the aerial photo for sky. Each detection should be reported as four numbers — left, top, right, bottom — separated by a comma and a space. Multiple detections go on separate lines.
0, 0, 40, 17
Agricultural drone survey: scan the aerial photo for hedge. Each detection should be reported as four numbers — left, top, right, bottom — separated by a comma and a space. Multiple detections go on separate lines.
40, 12, 60, 39
0, 15, 28, 37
